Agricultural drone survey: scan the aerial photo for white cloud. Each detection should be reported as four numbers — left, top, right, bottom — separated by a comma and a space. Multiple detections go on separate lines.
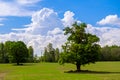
13, 9, 77, 35
97, 15, 120, 26
0, 24, 4, 26
47, 28, 63, 35
16, 8, 64, 35
12, 28, 26, 32
12, 9, 76, 55
0, 32, 66, 56
0, 8, 67, 56
1, 8, 120, 56
0, 0, 40, 16
15, 0, 41, 5
62, 11, 75, 27
86, 24, 120, 47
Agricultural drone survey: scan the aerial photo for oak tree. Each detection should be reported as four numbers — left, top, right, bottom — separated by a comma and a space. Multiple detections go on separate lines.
59, 22, 100, 71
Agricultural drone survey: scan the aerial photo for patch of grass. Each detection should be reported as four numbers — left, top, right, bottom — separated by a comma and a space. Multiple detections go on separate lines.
0, 62, 120, 80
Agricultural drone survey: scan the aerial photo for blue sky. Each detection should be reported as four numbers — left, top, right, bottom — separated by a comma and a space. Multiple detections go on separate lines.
0, 0, 120, 33
42, 0, 120, 23
0, 0, 120, 55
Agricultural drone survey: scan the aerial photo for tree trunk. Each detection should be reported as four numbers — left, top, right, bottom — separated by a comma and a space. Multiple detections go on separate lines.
76, 64, 81, 71
17, 61, 19, 65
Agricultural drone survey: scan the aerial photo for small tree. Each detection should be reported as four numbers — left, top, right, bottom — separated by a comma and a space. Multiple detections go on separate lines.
43, 47, 49, 62
28, 46, 34, 62
43, 43, 55, 62
59, 22, 101, 71
10, 41, 28, 65
4, 41, 14, 63
0, 43, 5, 63
55, 48, 60, 62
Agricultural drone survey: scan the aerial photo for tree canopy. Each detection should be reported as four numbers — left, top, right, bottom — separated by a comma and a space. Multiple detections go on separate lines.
0, 41, 35, 65
59, 22, 101, 71
10, 41, 29, 65
28, 46, 34, 62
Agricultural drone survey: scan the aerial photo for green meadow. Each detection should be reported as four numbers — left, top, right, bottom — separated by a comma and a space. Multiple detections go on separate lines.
0, 62, 120, 80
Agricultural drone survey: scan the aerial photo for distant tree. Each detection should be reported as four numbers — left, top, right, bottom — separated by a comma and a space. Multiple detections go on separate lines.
43, 47, 50, 62
100, 45, 120, 61
55, 48, 60, 62
0, 43, 5, 63
39, 56, 44, 62
0, 42, 9, 63
43, 43, 56, 62
100, 46, 111, 61
59, 22, 101, 71
10, 41, 28, 65
4, 41, 14, 63
28, 46, 34, 62
33, 54, 40, 63
50, 49, 55, 62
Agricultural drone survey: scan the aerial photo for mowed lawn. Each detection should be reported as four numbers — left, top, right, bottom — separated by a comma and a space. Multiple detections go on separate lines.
0, 62, 120, 80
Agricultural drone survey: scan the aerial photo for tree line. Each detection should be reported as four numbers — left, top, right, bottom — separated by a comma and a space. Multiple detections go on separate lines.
41, 44, 120, 63
100, 45, 120, 61
0, 41, 34, 65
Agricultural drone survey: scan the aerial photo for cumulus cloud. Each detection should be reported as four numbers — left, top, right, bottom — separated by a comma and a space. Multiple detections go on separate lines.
0, 32, 66, 56
11, 9, 76, 55
86, 24, 120, 47
15, 8, 64, 35
62, 11, 75, 27
1, 8, 120, 56
97, 15, 120, 26
0, 8, 68, 56
47, 28, 63, 35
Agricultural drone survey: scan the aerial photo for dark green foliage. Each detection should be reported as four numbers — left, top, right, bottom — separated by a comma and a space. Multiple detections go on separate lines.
59, 22, 101, 71
0, 41, 34, 64
4, 41, 14, 63
100, 45, 120, 61
10, 41, 28, 65
0, 43, 5, 63
0, 43, 4, 63
0, 42, 9, 63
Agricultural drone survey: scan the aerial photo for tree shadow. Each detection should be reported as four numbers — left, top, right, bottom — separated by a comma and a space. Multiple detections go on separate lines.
12, 63, 35, 66
64, 70, 120, 74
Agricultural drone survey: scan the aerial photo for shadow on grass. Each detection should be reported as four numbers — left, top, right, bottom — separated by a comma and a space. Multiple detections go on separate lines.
12, 63, 36, 66
64, 70, 120, 74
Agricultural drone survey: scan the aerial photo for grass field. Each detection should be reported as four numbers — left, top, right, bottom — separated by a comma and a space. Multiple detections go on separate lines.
0, 62, 120, 80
